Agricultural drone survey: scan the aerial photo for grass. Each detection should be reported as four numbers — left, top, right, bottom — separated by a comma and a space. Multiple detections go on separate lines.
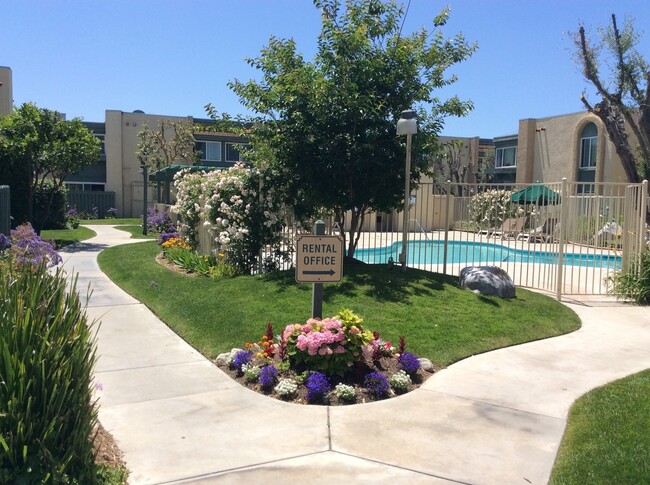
41, 226, 97, 248
550, 369, 650, 484
80, 218, 141, 225
97, 241, 581, 366
113, 225, 157, 239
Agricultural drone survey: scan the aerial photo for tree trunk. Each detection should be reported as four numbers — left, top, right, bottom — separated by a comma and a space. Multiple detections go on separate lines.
582, 98, 641, 183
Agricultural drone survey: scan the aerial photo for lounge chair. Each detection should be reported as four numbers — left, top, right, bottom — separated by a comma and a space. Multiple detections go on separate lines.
518, 218, 558, 243
488, 217, 527, 239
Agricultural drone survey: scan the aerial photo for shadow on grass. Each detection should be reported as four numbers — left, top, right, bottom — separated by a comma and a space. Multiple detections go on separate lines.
261, 263, 461, 304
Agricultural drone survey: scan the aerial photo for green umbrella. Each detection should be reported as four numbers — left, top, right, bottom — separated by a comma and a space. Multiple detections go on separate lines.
511, 185, 560, 205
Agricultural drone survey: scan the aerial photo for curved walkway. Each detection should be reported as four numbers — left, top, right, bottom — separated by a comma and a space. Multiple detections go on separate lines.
59, 225, 650, 485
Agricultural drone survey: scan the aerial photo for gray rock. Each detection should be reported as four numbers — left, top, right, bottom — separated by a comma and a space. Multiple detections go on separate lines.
459, 266, 516, 299
215, 352, 231, 366
418, 357, 434, 372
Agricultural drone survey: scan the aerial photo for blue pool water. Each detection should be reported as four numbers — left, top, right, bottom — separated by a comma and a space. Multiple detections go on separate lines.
355, 240, 621, 268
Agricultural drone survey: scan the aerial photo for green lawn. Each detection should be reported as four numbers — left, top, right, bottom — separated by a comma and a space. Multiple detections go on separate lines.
550, 369, 650, 484
80, 218, 141, 225
41, 226, 97, 248
113, 225, 157, 239
97, 241, 581, 366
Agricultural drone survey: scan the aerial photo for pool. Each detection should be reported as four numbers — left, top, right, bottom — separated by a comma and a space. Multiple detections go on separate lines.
355, 240, 622, 268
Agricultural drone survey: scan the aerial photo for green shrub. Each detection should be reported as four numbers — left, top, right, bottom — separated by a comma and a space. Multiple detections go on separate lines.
0, 263, 99, 483
608, 247, 650, 304
33, 180, 68, 231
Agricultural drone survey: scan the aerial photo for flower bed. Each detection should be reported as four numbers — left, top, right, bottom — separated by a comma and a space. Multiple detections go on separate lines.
215, 310, 437, 405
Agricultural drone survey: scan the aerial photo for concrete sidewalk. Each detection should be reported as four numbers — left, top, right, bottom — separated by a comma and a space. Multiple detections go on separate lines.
59, 225, 650, 485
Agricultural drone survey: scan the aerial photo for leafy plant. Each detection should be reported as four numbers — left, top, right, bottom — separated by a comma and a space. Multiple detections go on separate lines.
3, 222, 62, 269
364, 372, 390, 398
274, 379, 298, 399
259, 365, 278, 389
305, 372, 331, 403
333, 383, 356, 402
398, 352, 422, 376
0, 263, 99, 481
389, 370, 412, 393
608, 247, 650, 304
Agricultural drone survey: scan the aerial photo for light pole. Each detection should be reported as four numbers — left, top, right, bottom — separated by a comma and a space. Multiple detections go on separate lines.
139, 162, 148, 235
397, 109, 417, 270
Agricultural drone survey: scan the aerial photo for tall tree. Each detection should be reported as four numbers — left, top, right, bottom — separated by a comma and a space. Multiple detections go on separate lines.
229, 0, 476, 258
0, 103, 100, 230
574, 14, 650, 183
136, 119, 198, 204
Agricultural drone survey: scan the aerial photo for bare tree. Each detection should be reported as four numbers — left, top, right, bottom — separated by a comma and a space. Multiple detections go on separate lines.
574, 14, 650, 182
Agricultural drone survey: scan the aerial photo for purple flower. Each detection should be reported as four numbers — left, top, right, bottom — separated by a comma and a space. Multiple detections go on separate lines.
158, 225, 179, 245
9, 223, 62, 268
398, 352, 421, 375
306, 372, 331, 403
232, 350, 253, 373
0, 233, 11, 251
146, 208, 172, 233
364, 372, 389, 397
259, 365, 278, 389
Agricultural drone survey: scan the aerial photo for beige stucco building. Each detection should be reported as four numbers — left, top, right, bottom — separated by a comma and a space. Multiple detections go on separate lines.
489, 111, 630, 189
0, 67, 13, 116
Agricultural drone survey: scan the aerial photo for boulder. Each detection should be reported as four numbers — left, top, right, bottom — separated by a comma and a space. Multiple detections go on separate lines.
459, 266, 515, 299
418, 357, 435, 373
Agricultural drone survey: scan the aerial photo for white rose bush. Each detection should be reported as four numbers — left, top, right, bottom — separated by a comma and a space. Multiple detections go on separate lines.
171, 163, 289, 273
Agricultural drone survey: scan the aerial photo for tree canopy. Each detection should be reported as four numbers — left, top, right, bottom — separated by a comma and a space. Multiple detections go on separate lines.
0, 102, 101, 229
228, 0, 476, 257
573, 14, 650, 183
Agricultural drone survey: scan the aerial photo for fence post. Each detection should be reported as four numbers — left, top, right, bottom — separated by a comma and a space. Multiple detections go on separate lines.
443, 180, 451, 276
556, 178, 568, 300
311, 220, 325, 319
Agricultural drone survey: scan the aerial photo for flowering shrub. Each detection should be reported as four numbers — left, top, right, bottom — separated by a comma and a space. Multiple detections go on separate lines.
231, 350, 253, 374
3, 223, 62, 270
306, 372, 331, 403
468, 189, 518, 230
259, 365, 278, 389
146, 208, 172, 234
171, 164, 289, 273
0, 233, 11, 251
158, 226, 180, 245
333, 383, 356, 402
398, 352, 421, 376
66, 208, 80, 229
106, 207, 118, 219
389, 370, 412, 393
283, 310, 373, 376
161, 237, 190, 251
364, 372, 390, 398
242, 364, 261, 383
274, 379, 298, 399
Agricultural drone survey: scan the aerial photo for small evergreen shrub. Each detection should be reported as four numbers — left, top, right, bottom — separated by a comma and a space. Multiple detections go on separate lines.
609, 247, 650, 304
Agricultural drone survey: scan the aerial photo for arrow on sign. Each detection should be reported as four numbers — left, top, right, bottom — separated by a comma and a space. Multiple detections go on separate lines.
302, 269, 336, 276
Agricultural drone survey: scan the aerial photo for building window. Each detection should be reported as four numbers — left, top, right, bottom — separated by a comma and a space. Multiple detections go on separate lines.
225, 143, 250, 162
195, 141, 221, 162
65, 183, 105, 192
580, 123, 598, 169
495, 146, 517, 168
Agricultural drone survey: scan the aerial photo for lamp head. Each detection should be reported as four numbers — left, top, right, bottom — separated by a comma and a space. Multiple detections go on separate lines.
397, 109, 417, 136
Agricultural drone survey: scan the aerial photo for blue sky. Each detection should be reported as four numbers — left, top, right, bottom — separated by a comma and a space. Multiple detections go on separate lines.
4, 0, 649, 138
